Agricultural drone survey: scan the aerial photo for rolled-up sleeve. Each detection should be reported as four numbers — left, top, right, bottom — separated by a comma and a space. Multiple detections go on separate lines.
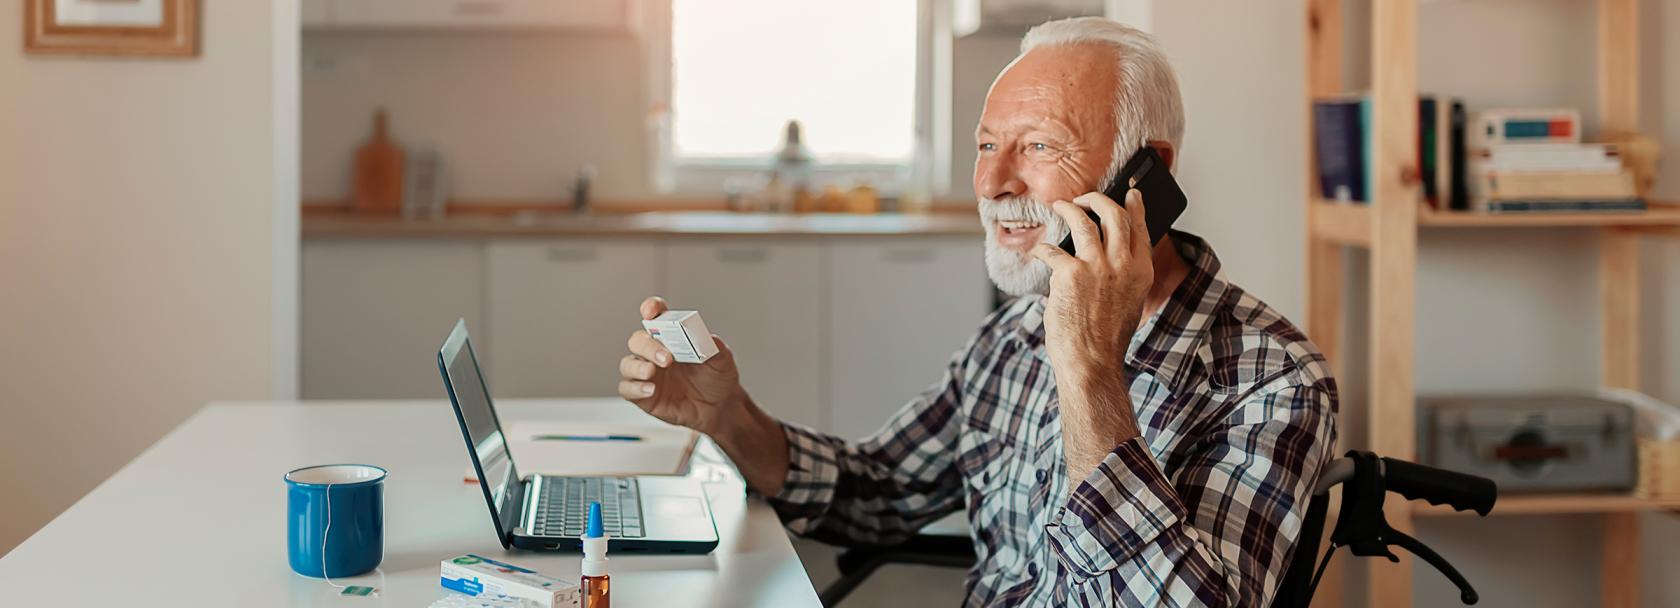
1045, 379, 1337, 606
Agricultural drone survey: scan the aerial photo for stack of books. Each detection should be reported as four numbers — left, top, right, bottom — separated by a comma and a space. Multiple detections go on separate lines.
1469, 109, 1643, 214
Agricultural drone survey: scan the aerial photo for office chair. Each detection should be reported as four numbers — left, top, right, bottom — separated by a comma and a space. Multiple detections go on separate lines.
818, 451, 1498, 608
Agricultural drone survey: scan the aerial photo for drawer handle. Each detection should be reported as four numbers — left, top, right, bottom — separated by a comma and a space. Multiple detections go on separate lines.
545, 246, 599, 262
454, 1, 505, 16
882, 248, 935, 263
715, 247, 769, 264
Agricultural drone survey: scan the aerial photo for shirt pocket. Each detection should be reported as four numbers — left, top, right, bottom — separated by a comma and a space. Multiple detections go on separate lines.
958, 428, 1014, 493
957, 427, 1020, 555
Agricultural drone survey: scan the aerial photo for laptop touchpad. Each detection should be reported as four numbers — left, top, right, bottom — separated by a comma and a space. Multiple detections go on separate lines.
650, 496, 705, 519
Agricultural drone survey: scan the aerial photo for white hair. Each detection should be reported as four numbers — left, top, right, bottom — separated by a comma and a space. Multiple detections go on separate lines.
1003, 17, 1186, 188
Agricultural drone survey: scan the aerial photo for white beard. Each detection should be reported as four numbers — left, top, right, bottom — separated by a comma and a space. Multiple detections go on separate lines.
978, 196, 1070, 298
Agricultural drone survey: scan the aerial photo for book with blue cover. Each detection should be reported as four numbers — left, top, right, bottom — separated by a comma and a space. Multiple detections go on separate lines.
1313, 97, 1366, 203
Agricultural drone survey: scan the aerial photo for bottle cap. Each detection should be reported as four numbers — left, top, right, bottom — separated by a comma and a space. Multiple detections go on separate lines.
585, 502, 603, 539
581, 501, 609, 577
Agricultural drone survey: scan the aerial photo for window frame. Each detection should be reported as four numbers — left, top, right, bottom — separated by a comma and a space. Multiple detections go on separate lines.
634, 0, 952, 198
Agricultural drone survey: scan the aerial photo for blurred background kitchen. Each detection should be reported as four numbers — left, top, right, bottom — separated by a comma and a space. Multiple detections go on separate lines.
5, 0, 1680, 606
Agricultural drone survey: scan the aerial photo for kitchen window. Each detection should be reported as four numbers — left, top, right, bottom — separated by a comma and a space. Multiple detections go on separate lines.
641, 0, 951, 196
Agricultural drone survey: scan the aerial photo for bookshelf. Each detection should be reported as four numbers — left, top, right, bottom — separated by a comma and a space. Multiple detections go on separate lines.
1302, 0, 1673, 607
1310, 200, 1680, 243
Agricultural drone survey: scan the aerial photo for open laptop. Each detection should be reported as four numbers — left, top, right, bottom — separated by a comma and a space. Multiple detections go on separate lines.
438, 319, 720, 554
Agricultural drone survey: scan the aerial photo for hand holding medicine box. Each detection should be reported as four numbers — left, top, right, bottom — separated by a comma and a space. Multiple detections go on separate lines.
642, 310, 719, 364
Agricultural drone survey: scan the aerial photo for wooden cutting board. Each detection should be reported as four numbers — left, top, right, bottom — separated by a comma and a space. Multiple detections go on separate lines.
353, 109, 405, 214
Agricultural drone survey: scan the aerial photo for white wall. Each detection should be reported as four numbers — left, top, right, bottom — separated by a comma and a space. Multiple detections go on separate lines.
300, 30, 647, 201
1151, 4, 1308, 320
1142, 0, 1680, 606
0, 3, 296, 554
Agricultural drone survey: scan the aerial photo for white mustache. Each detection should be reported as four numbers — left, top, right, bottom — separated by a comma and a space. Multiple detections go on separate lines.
978, 196, 1067, 242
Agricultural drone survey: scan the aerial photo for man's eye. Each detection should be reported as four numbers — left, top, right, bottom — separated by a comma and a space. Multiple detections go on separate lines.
979, 143, 996, 152
1029, 143, 1049, 151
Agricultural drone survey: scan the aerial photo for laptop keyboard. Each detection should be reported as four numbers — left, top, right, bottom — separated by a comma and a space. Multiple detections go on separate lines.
532, 477, 645, 539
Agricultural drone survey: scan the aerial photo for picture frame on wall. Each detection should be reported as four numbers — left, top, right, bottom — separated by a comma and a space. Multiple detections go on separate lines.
24, 0, 198, 57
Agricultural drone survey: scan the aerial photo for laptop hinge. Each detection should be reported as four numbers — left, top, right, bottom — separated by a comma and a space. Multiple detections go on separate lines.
522, 475, 542, 535
508, 474, 532, 540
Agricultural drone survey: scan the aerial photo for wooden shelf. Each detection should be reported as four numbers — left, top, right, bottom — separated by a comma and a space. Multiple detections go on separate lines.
1419, 202, 1680, 228
1310, 200, 1680, 240
1413, 494, 1680, 517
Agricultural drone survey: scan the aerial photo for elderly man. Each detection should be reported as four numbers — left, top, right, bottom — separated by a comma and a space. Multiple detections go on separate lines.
617, 17, 1336, 606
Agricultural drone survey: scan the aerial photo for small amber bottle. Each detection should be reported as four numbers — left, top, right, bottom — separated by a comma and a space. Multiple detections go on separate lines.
581, 502, 610, 608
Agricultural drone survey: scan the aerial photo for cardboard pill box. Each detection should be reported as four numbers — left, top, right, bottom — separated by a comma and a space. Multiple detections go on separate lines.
641, 310, 719, 364
440, 554, 580, 608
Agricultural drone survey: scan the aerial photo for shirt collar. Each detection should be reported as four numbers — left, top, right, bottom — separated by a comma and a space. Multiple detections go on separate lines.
1011, 230, 1229, 389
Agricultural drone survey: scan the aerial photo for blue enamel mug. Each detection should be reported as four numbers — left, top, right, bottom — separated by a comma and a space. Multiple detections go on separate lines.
285, 464, 386, 578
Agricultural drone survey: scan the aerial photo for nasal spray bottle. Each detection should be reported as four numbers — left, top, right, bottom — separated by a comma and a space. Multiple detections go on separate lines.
581, 502, 610, 608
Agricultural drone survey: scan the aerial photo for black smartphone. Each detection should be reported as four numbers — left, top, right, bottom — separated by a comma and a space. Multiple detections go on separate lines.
1057, 146, 1188, 255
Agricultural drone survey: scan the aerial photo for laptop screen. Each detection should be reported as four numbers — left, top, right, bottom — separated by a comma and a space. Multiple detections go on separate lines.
438, 319, 521, 545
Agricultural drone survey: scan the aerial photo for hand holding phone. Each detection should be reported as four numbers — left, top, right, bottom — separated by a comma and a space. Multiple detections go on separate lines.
1057, 146, 1187, 256
1031, 151, 1180, 484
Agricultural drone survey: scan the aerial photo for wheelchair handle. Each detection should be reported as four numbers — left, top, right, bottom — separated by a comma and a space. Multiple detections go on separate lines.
1380, 457, 1497, 516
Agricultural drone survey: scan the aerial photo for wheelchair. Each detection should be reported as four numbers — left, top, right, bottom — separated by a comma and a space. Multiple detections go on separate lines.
818, 451, 1498, 607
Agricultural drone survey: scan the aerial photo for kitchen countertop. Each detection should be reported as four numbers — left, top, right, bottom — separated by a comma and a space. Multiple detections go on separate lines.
302, 211, 986, 239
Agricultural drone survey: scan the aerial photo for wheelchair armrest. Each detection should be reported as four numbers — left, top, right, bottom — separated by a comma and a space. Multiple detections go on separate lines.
821, 533, 977, 607
835, 533, 977, 575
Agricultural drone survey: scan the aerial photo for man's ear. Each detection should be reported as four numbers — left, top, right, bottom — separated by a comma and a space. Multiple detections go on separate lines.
1145, 140, 1176, 171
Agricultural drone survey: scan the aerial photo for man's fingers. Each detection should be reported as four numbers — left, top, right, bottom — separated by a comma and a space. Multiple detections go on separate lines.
619, 354, 658, 381
628, 330, 673, 367
618, 380, 656, 400
1125, 189, 1152, 259
1030, 242, 1076, 272
703, 335, 734, 370
1049, 200, 1101, 259
1075, 191, 1127, 261
639, 296, 669, 321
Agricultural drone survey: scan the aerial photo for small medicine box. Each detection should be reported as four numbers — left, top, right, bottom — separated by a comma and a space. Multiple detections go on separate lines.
642, 310, 719, 364
439, 554, 580, 608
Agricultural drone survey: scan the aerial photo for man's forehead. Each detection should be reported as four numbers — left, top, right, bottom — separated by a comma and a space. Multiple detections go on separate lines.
979, 45, 1119, 135
1000, 46, 1117, 96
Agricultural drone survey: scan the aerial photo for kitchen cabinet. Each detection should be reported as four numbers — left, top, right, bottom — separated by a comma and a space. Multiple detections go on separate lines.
663, 242, 824, 430
300, 231, 996, 435
486, 240, 658, 398
305, 0, 624, 30
826, 239, 993, 440
301, 240, 485, 399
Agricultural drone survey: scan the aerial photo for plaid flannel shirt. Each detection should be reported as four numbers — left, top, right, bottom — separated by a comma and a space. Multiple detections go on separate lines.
766, 231, 1338, 607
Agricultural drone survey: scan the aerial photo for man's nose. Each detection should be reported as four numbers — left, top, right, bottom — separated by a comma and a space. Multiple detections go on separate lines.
975, 156, 1028, 201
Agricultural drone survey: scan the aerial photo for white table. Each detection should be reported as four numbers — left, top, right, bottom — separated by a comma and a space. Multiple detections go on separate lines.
0, 399, 821, 607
